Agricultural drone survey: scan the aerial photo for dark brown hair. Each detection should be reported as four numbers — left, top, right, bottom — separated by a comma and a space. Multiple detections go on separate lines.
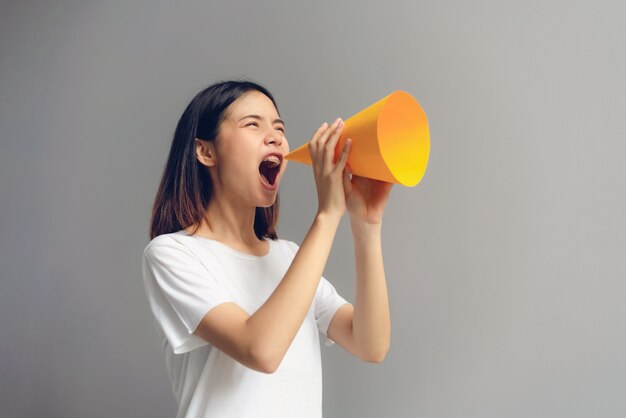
148, 80, 281, 241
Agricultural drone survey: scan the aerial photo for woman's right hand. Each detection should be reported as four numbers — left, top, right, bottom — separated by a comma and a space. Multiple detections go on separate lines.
308, 117, 352, 221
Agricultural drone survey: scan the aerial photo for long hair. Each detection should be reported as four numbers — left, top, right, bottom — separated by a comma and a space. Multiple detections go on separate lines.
148, 80, 281, 241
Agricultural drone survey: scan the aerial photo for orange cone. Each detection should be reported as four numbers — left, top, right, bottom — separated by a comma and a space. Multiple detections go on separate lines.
285, 90, 430, 187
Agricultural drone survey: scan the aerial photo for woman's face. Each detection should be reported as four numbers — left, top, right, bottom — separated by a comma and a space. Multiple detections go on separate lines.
199, 90, 289, 208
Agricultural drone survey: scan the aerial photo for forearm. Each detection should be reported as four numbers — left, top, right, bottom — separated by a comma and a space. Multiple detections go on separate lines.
246, 213, 340, 369
351, 220, 391, 361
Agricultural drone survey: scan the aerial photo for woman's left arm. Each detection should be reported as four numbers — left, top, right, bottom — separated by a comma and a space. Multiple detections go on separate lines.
350, 219, 390, 362
326, 170, 392, 362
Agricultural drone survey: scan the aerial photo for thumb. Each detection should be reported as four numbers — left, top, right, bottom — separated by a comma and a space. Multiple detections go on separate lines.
342, 167, 352, 195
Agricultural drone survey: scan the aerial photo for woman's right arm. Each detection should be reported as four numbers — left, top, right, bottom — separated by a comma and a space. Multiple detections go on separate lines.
193, 118, 352, 373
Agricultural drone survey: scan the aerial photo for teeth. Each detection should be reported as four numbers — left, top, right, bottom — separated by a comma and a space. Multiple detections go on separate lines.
262, 155, 281, 167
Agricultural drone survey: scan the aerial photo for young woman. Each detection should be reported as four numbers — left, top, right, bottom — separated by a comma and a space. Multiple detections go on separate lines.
142, 80, 392, 418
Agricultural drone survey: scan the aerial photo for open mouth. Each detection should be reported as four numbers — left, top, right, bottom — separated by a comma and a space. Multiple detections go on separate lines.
259, 157, 281, 186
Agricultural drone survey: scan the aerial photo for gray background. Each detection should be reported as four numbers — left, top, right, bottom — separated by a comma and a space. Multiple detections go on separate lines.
1, 1, 624, 417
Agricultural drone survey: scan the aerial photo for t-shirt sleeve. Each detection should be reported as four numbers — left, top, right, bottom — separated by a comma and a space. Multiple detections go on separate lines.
141, 238, 237, 354
285, 240, 351, 347
314, 276, 350, 347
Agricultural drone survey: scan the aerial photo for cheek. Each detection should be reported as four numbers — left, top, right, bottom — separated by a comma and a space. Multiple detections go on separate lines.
229, 159, 256, 177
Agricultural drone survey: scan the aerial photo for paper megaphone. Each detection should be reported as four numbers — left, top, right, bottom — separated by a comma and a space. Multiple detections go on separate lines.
285, 91, 430, 187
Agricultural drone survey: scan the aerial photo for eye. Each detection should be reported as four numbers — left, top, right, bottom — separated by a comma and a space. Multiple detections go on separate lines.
275, 126, 285, 133
246, 122, 259, 128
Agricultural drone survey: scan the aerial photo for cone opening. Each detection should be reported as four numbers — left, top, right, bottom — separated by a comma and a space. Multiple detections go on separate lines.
378, 91, 430, 187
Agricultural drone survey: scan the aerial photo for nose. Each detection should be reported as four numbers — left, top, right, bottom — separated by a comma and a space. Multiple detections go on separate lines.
264, 130, 282, 146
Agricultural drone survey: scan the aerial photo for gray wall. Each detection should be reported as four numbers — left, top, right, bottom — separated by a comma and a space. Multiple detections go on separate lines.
1, 1, 624, 417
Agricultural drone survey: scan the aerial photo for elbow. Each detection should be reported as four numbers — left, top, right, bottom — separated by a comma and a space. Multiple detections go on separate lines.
248, 343, 282, 374
256, 357, 280, 374
360, 345, 390, 364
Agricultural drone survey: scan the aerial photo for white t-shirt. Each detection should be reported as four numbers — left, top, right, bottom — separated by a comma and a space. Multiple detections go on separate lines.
141, 229, 350, 418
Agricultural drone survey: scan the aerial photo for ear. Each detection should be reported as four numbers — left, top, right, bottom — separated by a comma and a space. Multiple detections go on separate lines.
194, 138, 217, 167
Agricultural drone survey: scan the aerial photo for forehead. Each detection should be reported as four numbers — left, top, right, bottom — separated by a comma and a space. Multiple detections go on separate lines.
224, 90, 278, 120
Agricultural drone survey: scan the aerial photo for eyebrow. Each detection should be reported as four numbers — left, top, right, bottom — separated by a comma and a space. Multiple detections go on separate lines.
238, 114, 285, 127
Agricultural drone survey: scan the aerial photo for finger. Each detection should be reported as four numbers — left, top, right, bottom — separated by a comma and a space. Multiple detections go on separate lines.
334, 137, 352, 172
318, 117, 342, 147
324, 118, 344, 165
309, 122, 328, 150
309, 122, 328, 162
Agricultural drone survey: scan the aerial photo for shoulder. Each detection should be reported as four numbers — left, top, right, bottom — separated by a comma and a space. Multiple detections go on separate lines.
144, 231, 184, 252
142, 231, 201, 263
142, 232, 226, 286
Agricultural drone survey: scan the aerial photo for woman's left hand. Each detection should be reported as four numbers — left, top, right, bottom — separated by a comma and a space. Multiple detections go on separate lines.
343, 164, 393, 225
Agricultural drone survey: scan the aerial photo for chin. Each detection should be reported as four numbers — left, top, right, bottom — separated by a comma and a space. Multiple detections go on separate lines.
258, 199, 276, 208
258, 193, 279, 208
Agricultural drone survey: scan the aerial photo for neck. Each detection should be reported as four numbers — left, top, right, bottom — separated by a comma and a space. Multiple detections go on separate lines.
193, 190, 261, 246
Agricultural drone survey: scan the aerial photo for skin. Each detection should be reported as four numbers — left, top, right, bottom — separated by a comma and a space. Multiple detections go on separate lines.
189, 90, 392, 373
189, 90, 289, 255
